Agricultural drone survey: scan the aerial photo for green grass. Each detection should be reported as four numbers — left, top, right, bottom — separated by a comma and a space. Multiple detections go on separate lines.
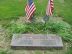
1, 18, 71, 54
0, 0, 72, 24
66, 43, 72, 54
0, 49, 10, 54
3, 18, 72, 42
0, 0, 72, 54
0, 0, 48, 19
0, 0, 26, 19
54, 0, 72, 24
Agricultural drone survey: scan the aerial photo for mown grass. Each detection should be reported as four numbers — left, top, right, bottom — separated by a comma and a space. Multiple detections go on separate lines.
0, 0, 47, 19
54, 0, 72, 24
0, 0, 72, 54
0, 0, 72, 24
0, 0, 26, 19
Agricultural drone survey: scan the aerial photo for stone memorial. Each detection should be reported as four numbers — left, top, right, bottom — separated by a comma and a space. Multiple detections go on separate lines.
11, 34, 63, 49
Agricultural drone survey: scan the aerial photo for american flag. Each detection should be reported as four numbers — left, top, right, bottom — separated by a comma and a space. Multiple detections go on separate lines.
46, 0, 54, 16
25, 0, 36, 20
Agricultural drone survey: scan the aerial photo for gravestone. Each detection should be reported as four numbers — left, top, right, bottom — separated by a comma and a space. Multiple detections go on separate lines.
11, 34, 63, 50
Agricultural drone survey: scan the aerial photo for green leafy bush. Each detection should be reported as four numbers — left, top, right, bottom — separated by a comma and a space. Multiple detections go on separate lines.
46, 19, 72, 41
46, 20, 71, 32
5, 23, 29, 33
4, 22, 49, 34
3, 18, 72, 42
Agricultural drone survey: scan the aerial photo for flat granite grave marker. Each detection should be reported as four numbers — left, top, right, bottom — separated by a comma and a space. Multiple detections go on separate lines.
11, 34, 63, 50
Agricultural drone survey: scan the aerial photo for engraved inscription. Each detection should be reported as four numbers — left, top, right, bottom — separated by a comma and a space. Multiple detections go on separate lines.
11, 34, 63, 48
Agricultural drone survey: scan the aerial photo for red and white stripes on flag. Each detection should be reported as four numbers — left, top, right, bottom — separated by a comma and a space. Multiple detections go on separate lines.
46, 0, 54, 16
25, 1, 36, 20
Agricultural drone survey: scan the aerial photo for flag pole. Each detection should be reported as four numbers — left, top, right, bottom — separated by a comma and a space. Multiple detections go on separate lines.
43, 0, 54, 23
43, 0, 54, 34
43, 0, 50, 24
25, 0, 36, 23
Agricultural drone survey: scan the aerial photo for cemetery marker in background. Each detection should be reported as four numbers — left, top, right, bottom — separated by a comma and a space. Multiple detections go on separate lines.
11, 34, 63, 50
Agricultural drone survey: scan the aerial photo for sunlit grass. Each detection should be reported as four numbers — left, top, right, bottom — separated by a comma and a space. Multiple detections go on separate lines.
0, 0, 72, 24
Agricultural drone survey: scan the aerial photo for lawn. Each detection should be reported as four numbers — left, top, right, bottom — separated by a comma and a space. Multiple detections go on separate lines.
0, 0, 72, 24
0, 0, 72, 54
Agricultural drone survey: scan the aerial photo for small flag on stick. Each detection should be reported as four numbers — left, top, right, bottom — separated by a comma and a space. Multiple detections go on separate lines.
46, 0, 54, 16
25, 0, 36, 20
43, 0, 54, 23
